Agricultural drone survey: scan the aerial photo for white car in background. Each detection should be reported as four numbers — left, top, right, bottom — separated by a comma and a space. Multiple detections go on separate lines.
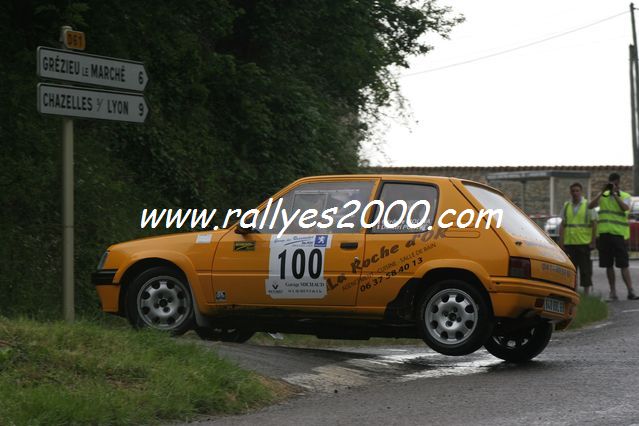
543, 216, 562, 243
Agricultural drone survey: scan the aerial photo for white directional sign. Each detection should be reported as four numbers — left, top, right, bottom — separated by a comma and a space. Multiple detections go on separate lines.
37, 83, 148, 123
37, 47, 148, 91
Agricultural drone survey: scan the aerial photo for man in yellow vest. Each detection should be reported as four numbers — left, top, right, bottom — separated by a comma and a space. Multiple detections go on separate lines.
559, 182, 596, 295
588, 173, 639, 301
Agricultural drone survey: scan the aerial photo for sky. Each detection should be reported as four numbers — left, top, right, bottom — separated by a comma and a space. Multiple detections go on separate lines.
364, 0, 638, 167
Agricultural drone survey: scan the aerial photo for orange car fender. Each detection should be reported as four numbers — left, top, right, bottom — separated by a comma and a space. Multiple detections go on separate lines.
413, 258, 495, 293
114, 250, 208, 315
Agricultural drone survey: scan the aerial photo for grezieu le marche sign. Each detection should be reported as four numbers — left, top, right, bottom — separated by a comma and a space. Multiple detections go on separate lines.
37, 47, 148, 92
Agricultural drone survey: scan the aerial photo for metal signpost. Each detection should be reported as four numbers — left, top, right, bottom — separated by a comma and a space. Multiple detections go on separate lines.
37, 26, 148, 322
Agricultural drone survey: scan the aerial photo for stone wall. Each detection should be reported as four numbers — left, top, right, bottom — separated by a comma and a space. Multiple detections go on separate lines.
367, 165, 633, 217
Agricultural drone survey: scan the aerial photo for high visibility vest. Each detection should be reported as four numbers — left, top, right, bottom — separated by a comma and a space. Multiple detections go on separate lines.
563, 199, 592, 245
598, 190, 630, 239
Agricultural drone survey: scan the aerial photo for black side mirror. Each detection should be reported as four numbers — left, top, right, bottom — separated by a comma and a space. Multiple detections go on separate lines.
235, 226, 259, 235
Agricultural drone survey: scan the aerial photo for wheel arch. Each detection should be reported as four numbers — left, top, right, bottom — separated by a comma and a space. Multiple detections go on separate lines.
416, 268, 493, 317
118, 257, 185, 315
385, 264, 494, 322
116, 255, 211, 328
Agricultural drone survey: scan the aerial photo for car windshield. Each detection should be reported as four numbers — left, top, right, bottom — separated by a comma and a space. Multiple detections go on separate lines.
464, 183, 553, 246
259, 180, 375, 234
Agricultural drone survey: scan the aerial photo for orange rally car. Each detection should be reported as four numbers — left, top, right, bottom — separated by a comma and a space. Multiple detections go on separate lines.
93, 175, 579, 362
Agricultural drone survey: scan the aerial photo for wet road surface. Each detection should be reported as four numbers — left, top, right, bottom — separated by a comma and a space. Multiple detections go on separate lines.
187, 261, 639, 425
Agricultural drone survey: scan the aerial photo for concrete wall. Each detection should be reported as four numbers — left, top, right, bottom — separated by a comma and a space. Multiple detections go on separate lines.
367, 165, 633, 217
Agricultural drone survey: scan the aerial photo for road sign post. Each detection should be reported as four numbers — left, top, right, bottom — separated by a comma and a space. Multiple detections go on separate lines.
59, 26, 74, 323
62, 115, 74, 322
38, 26, 148, 323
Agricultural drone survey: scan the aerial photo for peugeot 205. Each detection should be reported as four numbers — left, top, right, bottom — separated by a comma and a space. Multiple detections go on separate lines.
93, 175, 579, 362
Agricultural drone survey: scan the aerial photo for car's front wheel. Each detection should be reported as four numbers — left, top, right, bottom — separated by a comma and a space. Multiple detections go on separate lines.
126, 266, 194, 335
484, 321, 553, 363
418, 279, 493, 356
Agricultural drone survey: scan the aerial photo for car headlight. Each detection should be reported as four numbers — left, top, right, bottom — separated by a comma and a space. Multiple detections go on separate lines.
97, 251, 109, 270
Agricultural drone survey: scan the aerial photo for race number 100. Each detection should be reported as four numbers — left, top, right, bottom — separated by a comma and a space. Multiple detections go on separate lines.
277, 248, 322, 279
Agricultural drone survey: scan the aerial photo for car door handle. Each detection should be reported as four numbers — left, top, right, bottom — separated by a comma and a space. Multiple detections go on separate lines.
340, 242, 358, 250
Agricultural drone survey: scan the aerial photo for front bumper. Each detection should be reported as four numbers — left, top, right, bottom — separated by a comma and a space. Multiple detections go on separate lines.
91, 269, 117, 285
92, 269, 120, 313
490, 277, 579, 329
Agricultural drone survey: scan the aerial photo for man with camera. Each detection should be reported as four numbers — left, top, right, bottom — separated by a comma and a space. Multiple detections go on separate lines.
588, 172, 639, 301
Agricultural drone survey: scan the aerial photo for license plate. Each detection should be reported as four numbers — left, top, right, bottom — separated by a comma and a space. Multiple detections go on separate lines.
544, 297, 565, 314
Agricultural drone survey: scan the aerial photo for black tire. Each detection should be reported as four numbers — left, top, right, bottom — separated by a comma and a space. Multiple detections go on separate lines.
418, 279, 493, 356
126, 266, 194, 335
484, 321, 553, 363
195, 327, 254, 343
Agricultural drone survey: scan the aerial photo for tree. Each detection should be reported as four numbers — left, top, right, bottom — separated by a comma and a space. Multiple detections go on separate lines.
0, 0, 461, 316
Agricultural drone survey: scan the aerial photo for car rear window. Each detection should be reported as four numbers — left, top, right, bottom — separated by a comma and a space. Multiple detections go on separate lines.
370, 183, 438, 234
464, 183, 553, 246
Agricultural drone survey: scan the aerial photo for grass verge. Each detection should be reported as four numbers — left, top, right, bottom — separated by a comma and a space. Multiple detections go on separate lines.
0, 317, 282, 426
567, 293, 608, 329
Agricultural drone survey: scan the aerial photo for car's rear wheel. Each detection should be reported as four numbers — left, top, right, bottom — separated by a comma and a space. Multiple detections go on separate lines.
418, 279, 493, 356
126, 266, 194, 335
484, 321, 553, 363
195, 327, 254, 343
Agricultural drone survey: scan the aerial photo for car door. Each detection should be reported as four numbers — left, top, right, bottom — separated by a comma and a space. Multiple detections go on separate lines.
356, 181, 440, 309
211, 178, 379, 306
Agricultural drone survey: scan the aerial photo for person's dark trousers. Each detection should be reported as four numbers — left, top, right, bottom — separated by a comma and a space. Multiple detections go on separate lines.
564, 244, 593, 289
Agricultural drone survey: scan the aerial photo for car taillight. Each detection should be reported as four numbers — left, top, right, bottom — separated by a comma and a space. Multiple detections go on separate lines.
509, 257, 531, 279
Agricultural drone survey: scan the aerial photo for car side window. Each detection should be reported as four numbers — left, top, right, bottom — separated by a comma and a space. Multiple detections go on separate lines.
369, 183, 438, 234
258, 180, 375, 234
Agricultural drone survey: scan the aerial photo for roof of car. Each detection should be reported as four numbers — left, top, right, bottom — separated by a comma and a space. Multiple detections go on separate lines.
295, 174, 467, 182
288, 174, 502, 196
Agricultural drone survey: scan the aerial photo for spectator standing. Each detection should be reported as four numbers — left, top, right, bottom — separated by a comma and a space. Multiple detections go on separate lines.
559, 182, 596, 296
588, 173, 639, 301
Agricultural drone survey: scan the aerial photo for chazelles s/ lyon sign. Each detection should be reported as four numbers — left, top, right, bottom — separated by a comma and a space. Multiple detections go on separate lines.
37, 83, 148, 123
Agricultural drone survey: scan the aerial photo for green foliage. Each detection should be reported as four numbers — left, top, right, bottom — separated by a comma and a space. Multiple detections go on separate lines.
0, 0, 460, 317
0, 317, 276, 425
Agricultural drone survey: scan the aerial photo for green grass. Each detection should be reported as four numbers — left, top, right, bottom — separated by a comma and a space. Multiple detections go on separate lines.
0, 318, 282, 426
567, 293, 609, 330
0, 294, 608, 425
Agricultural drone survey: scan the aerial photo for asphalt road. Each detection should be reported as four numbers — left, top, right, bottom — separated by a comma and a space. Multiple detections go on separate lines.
189, 261, 639, 426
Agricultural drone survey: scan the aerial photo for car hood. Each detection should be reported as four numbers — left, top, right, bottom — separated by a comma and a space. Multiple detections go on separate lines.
108, 229, 229, 252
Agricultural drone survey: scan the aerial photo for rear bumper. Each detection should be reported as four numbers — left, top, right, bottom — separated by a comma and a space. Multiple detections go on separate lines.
490, 278, 579, 329
92, 269, 120, 313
